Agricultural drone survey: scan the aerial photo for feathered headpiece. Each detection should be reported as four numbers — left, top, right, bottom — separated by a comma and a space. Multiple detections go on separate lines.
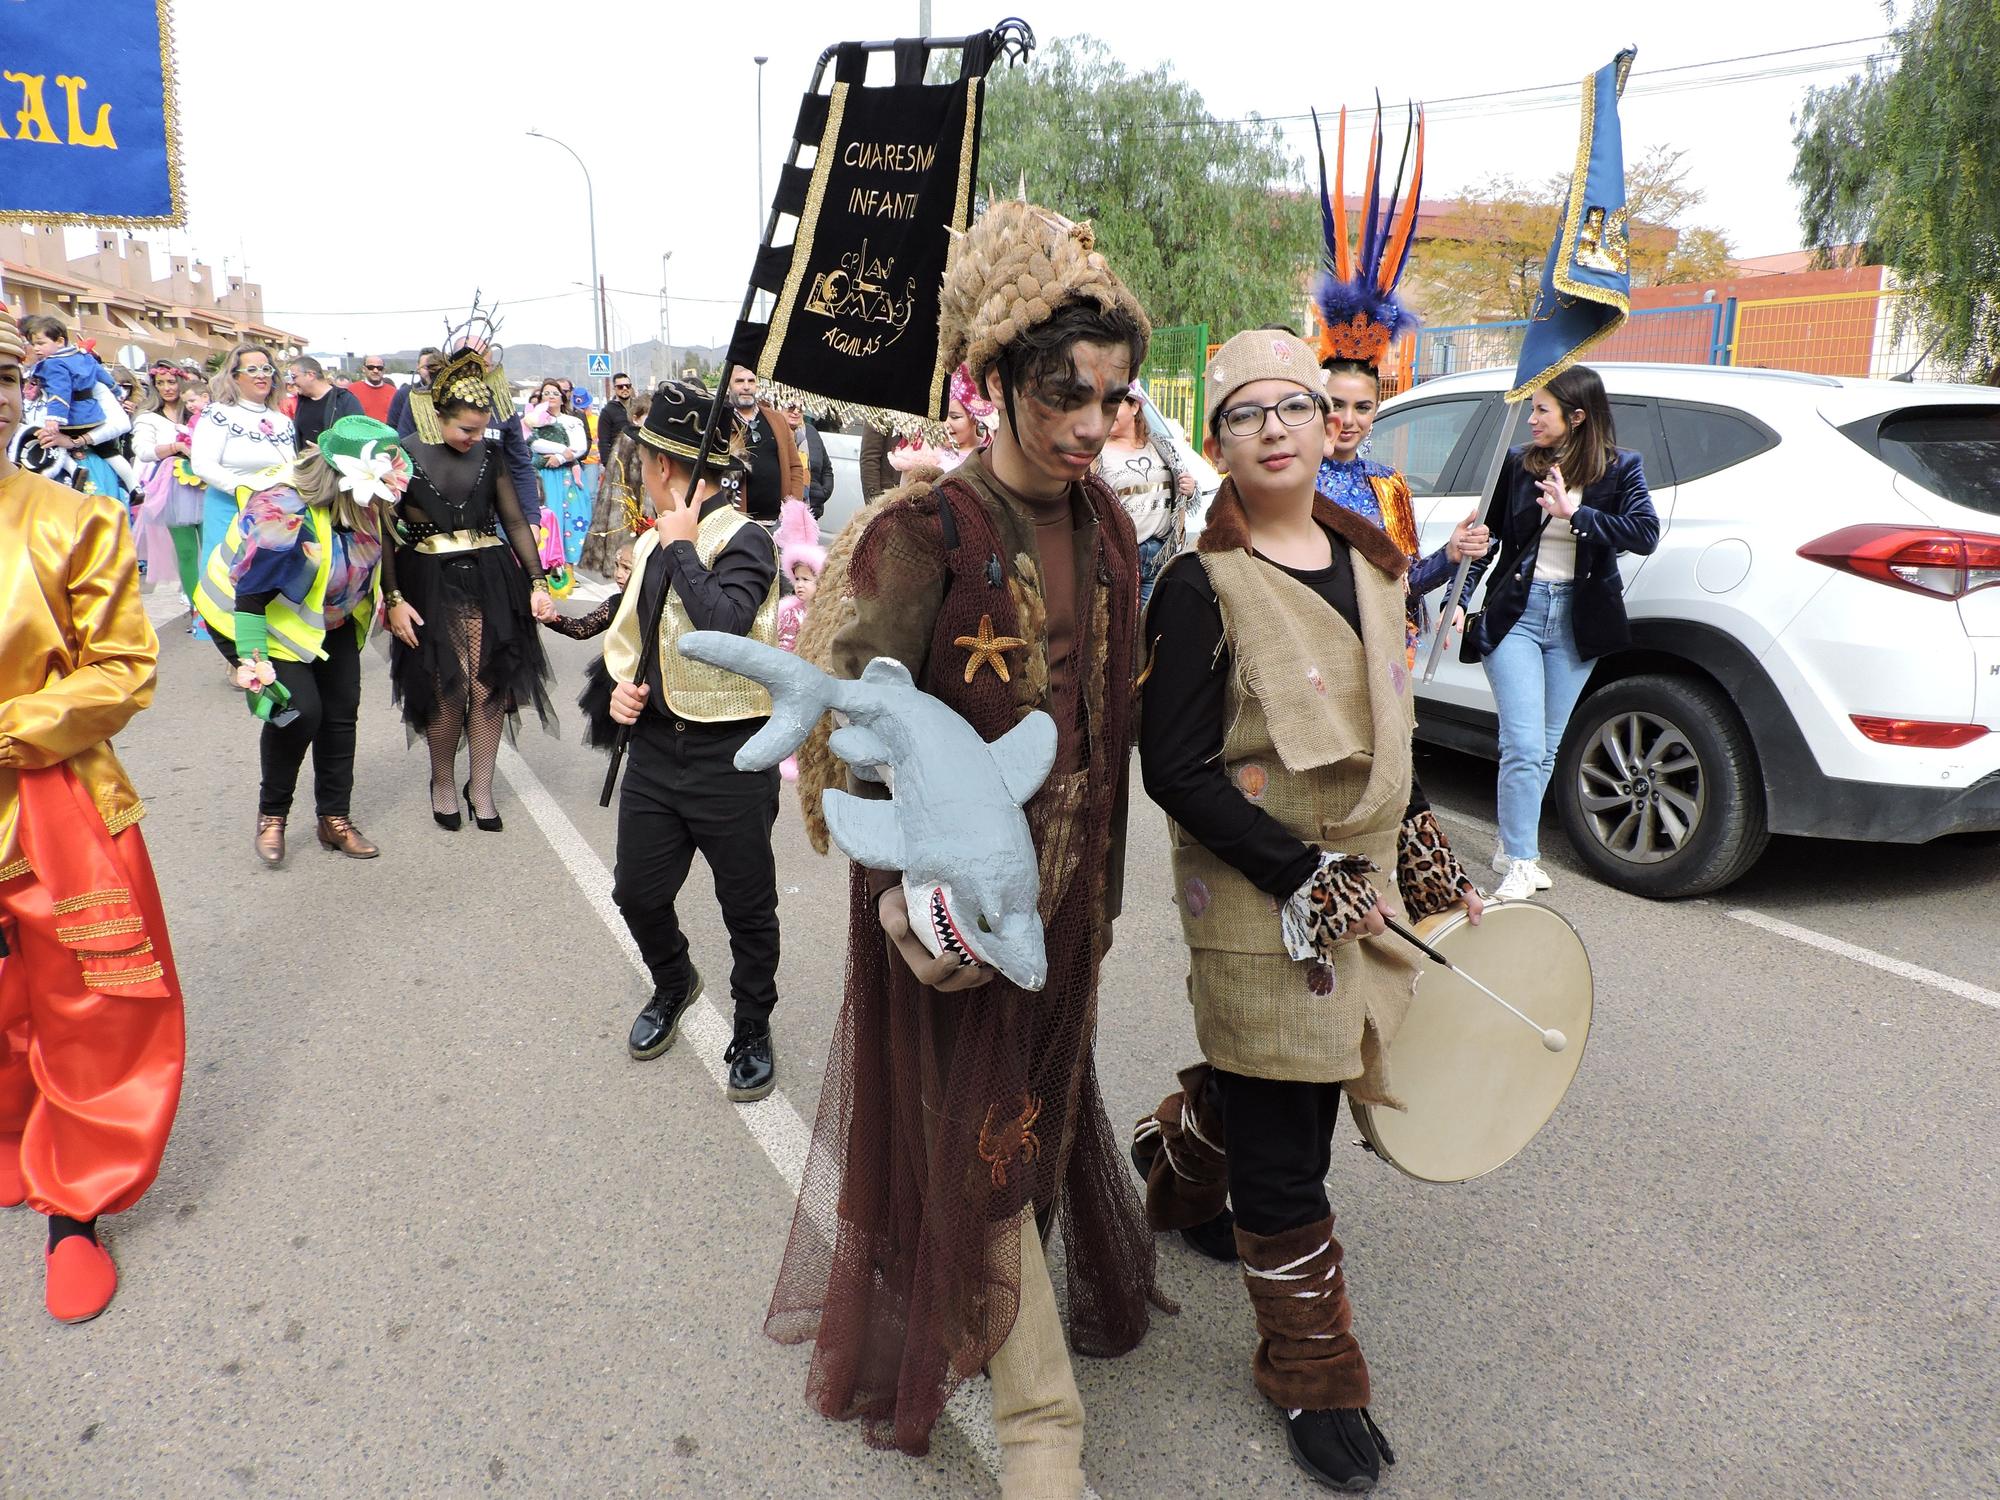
411, 294, 515, 443
1311, 100, 1425, 371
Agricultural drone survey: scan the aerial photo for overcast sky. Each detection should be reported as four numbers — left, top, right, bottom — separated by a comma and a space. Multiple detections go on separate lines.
143, 0, 1898, 360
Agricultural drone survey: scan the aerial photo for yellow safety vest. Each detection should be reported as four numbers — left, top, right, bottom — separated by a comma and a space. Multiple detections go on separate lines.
195, 491, 373, 662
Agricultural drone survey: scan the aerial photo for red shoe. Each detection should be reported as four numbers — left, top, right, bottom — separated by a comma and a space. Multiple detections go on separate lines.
0, 1134, 23, 1209
45, 1236, 117, 1323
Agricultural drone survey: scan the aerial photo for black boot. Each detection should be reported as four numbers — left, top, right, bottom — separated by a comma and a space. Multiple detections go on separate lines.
1284, 1407, 1395, 1493
1130, 1124, 1239, 1264
723, 1020, 775, 1103
628, 963, 702, 1061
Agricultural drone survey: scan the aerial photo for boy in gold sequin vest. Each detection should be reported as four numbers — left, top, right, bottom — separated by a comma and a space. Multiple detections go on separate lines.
1133, 329, 1484, 1492
598, 382, 783, 1101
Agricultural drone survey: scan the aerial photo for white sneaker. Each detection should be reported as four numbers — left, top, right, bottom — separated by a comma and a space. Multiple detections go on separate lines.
1525, 859, 1553, 892
1494, 859, 1539, 901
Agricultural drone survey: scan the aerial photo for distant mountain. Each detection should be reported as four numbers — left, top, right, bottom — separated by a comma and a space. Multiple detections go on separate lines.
331, 341, 728, 388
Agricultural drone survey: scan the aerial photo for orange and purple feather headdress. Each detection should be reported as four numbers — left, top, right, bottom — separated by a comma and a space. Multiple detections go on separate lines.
1311, 100, 1426, 370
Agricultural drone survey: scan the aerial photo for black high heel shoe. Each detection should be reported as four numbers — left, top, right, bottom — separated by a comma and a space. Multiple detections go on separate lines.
432, 784, 462, 831
464, 780, 502, 833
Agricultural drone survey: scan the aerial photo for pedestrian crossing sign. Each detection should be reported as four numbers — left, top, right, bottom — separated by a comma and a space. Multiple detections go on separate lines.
586, 353, 613, 377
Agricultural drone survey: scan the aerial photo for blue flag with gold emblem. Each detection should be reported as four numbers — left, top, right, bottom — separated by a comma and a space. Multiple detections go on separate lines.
0, 0, 184, 225
1508, 48, 1637, 402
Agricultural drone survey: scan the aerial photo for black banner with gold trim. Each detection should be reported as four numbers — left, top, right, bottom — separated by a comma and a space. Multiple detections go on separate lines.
727, 38, 995, 425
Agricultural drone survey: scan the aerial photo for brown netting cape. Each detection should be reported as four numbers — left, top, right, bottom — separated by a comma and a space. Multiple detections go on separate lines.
765, 474, 1163, 1455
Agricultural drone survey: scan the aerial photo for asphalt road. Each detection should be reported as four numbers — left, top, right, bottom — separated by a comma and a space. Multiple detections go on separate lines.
3, 593, 1995, 1500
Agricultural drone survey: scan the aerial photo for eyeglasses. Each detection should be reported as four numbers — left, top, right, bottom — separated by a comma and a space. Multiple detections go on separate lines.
237, 365, 275, 378
363, 364, 385, 372
1217, 392, 1324, 438
614, 382, 632, 391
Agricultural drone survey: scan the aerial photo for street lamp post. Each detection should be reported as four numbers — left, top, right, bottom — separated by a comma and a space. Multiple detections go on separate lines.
754, 56, 768, 321
660, 250, 674, 383
526, 127, 604, 393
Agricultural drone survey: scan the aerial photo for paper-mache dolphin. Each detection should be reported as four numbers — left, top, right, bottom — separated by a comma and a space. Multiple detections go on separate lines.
677, 630, 1056, 991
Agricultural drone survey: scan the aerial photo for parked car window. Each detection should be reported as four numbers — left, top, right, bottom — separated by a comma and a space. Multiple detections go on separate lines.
1660, 403, 1777, 484
1866, 407, 2000, 517
1370, 398, 1482, 495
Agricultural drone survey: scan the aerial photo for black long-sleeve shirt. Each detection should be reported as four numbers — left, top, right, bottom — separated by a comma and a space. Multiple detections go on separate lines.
801, 420, 833, 516
1140, 530, 1425, 901
635, 495, 776, 714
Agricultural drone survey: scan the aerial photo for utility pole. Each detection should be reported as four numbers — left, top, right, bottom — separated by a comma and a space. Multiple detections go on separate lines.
659, 250, 674, 383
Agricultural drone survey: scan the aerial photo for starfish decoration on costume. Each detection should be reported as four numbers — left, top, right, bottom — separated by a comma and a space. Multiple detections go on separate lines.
955, 613, 1027, 684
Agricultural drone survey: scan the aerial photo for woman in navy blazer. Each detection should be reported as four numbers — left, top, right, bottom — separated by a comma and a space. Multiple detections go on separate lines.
1455, 366, 1659, 900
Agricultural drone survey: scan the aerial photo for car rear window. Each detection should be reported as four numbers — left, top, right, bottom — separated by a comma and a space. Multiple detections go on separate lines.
1854, 406, 2000, 517
1660, 402, 1778, 484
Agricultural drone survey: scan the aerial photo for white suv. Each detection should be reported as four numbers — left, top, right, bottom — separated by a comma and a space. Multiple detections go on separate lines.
1373, 363, 2000, 897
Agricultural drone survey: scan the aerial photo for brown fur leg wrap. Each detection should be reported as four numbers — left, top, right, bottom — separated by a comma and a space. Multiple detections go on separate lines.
1134, 1063, 1228, 1232
1236, 1215, 1370, 1410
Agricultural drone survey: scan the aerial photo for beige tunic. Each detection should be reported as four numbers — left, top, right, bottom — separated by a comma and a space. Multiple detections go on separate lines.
1167, 544, 1420, 1096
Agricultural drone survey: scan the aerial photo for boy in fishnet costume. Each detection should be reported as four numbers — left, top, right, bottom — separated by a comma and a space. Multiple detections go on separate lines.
764, 201, 1164, 1497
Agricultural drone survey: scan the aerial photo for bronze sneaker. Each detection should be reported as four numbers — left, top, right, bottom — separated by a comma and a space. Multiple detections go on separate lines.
316, 815, 380, 859
255, 814, 286, 868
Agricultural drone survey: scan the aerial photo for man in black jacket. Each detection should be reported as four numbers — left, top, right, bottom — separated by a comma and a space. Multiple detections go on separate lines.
596, 372, 633, 465
385, 348, 441, 438
288, 357, 362, 449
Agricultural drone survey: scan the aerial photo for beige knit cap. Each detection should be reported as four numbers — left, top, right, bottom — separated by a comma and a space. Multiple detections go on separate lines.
1204, 329, 1328, 416
0, 318, 24, 362
938, 199, 1151, 388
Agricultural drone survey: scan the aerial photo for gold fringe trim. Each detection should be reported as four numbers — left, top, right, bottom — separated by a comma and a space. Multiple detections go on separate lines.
756, 380, 951, 444
56, 916, 145, 943
51, 887, 129, 916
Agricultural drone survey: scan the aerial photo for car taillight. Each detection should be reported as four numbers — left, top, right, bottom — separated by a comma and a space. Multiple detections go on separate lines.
1798, 525, 2000, 599
1850, 715, 1990, 749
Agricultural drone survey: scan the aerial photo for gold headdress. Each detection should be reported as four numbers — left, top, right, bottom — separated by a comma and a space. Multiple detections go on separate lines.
410, 295, 516, 443
937, 195, 1150, 389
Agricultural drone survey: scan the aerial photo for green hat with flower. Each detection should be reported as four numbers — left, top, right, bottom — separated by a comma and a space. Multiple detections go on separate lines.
315, 415, 410, 504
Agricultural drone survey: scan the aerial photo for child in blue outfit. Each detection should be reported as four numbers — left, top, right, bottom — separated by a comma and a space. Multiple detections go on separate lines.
22, 315, 139, 495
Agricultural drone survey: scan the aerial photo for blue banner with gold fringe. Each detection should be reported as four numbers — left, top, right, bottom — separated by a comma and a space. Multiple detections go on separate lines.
1507, 47, 1636, 402
0, 0, 183, 225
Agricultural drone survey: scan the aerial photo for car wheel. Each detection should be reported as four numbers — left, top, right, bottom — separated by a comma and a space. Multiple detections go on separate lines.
1555, 674, 1771, 899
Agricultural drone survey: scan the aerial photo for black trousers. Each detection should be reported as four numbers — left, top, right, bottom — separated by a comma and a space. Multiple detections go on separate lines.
1211, 1067, 1347, 1237
213, 625, 364, 819
612, 710, 781, 1028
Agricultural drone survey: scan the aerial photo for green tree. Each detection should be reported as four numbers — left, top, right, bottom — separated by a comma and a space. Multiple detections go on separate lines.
1793, 0, 2000, 376
974, 36, 1315, 334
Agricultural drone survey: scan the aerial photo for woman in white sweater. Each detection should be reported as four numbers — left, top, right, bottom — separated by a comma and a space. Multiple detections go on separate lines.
190, 343, 297, 600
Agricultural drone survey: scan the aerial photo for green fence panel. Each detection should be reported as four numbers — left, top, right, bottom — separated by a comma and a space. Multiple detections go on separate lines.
1143, 322, 1209, 442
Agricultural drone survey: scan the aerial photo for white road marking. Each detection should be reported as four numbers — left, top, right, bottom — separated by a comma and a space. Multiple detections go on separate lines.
1726, 908, 2000, 1013
496, 744, 1081, 1494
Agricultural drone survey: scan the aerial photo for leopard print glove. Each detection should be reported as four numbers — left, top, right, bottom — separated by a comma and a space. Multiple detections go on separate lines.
1396, 809, 1479, 919
1281, 849, 1383, 962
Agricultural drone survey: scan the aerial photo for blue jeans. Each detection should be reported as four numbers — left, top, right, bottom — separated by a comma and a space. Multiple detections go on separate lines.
1481, 582, 1593, 862
1138, 534, 1170, 611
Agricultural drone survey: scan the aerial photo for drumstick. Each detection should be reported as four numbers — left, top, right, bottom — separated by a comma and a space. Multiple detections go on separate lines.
1382, 915, 1570, 1052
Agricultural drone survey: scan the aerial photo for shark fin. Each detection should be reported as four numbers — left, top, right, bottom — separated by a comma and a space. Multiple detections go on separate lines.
822, 790, 906, 871
859, 656, 916, 688
990, 710, 1058, 807
829, 723, 892, 776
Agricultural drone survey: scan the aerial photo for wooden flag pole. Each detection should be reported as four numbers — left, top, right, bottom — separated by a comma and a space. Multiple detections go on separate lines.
1419, 409, 1515, 684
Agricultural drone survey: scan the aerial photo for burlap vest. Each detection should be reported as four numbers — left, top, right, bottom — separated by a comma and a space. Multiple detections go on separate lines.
604, 507, 780, 722
1168, 546, 1420, 1093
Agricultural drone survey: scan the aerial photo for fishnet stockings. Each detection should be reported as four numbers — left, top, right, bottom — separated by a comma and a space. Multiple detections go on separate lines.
422, 614, 504, 820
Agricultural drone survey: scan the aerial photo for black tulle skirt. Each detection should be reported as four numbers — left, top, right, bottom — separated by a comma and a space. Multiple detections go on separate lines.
389, 544, 555, 739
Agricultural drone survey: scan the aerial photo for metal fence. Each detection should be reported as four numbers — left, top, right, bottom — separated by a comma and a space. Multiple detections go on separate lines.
1413, 303, 1728, 384
1404, 289, 1966, 388
1143, 321, 1209, 440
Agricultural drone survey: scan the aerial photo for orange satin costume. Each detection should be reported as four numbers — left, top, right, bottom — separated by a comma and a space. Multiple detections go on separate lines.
0, 467, 184, 1221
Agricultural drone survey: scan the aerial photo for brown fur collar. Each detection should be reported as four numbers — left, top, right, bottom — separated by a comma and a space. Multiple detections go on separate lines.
1197, 478, 1411, 580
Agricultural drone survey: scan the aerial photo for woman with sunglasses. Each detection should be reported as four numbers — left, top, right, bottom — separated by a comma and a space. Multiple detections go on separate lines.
526, 377, 590, 566
190, 344, 297, 624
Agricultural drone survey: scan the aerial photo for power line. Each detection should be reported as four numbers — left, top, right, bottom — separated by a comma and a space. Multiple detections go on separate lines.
1046, 34, 1897, 138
